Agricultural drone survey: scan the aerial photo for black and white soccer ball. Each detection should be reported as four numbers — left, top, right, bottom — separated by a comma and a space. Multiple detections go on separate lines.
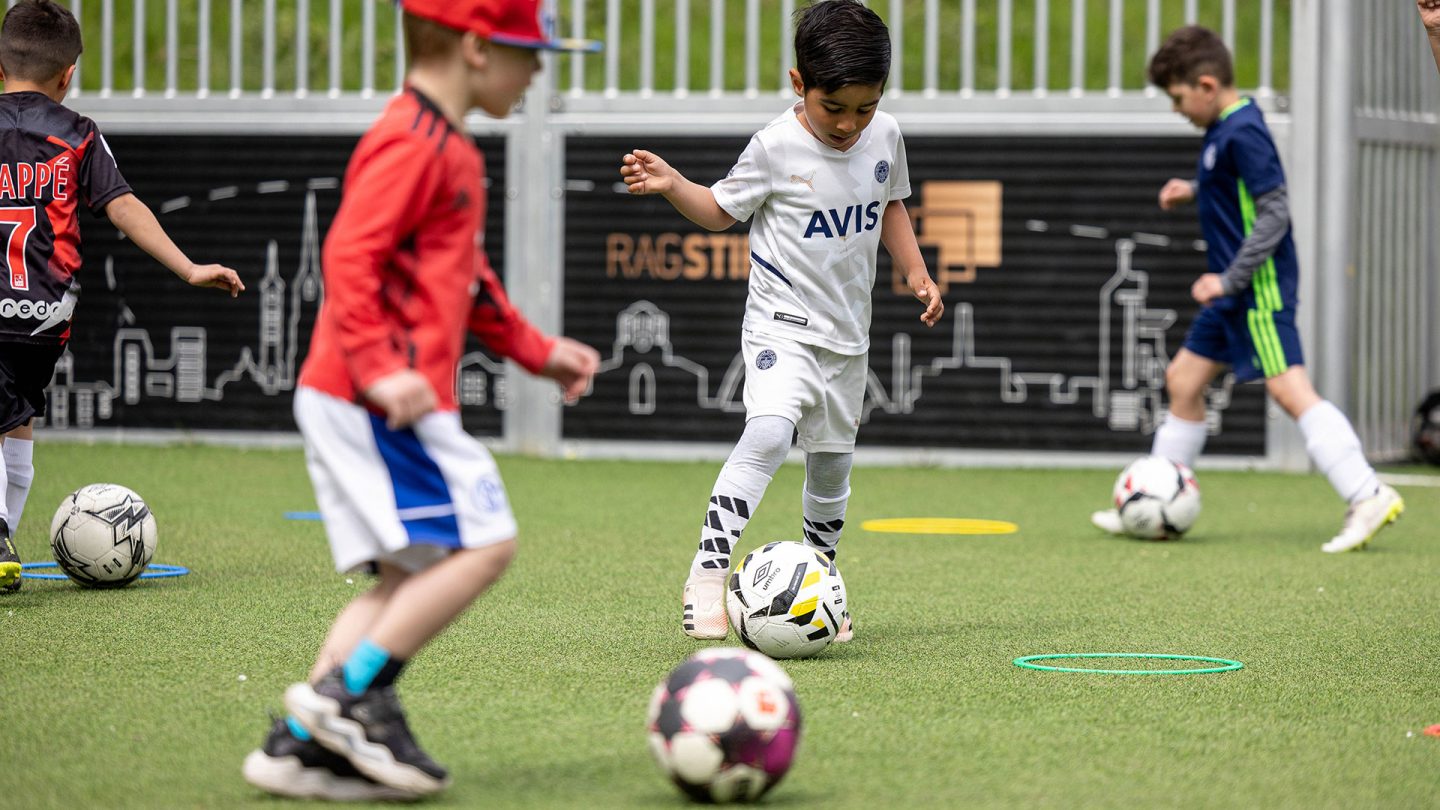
49, 484, 158, 588
726, 541, 847, 659
647, 647, 801, 804
1112, 456, 1202, 540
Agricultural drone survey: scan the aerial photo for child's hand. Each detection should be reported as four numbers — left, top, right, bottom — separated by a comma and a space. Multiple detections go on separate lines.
541, 337, 601, 403
1420, 0, 1440, 34
1159, 178, 1196, 210
184, 263, 246, 297
1191, 273, 1225, 305
907, 272, 944, 327
363, 369, 437, 429
621, 150, 676, 195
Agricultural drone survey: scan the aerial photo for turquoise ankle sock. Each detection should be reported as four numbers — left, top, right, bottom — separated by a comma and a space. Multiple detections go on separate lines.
286, 715, 313, 741
342, 638, 392, 695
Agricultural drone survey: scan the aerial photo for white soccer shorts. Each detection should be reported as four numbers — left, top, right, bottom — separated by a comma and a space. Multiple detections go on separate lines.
293, 388, 518, 574
740, 329, 868, 453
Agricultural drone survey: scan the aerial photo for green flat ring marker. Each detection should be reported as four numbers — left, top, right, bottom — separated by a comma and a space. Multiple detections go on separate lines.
1013, 653, 1244, 675
860, 518, 1019, 535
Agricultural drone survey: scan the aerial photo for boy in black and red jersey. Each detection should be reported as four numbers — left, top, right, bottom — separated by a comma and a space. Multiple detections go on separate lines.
241, 0, 599, 801
0, 0, 244, 591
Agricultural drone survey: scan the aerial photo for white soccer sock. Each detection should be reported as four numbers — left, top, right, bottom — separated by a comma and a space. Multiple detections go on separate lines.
1151, 412, 1208, 469
693, 417, 791, 577
0, 441, 10, 535
802, 452, 852, 560
1298, 401, 1381, 504
3, 438, 33, 533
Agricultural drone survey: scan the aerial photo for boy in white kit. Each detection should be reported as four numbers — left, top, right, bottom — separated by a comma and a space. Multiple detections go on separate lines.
620, 0, 943, 641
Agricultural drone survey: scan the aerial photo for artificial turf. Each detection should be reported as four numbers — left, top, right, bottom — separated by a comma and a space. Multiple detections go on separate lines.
4, 442, 1436, 808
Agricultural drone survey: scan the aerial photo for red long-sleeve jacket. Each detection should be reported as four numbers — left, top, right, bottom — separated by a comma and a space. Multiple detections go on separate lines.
299, 88, 553, 411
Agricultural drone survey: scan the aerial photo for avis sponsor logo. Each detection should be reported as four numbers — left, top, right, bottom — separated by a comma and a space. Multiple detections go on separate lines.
0, 298, 67, 320
802, 201, 881, 239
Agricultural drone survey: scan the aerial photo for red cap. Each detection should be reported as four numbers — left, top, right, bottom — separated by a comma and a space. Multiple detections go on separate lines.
402, 0, 601, 52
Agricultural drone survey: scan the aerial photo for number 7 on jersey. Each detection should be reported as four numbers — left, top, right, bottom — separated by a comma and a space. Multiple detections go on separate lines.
0, 206, 37, 291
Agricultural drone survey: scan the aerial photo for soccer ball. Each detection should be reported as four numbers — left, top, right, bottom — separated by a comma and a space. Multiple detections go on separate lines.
49, 484, 158, 588
647, 647, 801, 803
1113, 456, 1201, 540
726, 541, 847, 659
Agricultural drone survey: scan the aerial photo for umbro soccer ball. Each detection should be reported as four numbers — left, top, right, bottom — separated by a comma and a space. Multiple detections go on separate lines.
726, 541, 847, 659
646, 647, 801, 803
1113, 456, 1201, 540
49, 484, 158, 588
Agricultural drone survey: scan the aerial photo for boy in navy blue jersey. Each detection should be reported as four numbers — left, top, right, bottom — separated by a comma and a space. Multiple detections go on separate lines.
0, 0, 243, 591
1091, 26, 1403, 552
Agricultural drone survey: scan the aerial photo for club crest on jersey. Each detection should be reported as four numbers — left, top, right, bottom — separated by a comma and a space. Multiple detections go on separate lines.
1204, 144, 1218, 170
874, 160, 890, 183
755, 349, 777, 370
803, 200, 881, 239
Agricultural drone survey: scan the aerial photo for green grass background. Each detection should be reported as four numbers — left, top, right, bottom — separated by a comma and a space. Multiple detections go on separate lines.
72, 0, 1289, 95
3, 443, 1435, 808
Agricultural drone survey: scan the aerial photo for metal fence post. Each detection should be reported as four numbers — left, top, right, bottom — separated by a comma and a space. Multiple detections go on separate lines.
1317, 0, 1357, 425
502, 56, 565, 457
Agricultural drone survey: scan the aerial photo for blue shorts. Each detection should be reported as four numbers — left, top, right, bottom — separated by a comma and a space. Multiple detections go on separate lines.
1181, 303, 1304, 383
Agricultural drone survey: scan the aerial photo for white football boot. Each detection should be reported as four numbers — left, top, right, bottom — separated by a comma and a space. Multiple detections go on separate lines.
1090, 508, 1125, 535
1321, 484, 1404, 553
682, 573, 728, 639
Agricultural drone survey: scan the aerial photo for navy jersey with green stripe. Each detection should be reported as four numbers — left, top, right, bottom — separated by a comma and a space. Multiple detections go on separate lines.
1194, 98, 1296, 312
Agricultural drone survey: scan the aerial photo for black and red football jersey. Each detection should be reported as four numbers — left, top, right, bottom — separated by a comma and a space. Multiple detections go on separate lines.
0, 91, 131, 345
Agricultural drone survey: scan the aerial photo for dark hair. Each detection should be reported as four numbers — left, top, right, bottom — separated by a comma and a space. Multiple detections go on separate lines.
794, 0, 890, 93
1147, 25, 1234, 89
402, 12, 462, 63
0, 0, 82, 83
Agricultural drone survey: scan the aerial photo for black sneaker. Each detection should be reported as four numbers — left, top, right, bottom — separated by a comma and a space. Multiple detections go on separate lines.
284, 671, 450, 795
242, 717, 418, 801
0, 521, 21, 593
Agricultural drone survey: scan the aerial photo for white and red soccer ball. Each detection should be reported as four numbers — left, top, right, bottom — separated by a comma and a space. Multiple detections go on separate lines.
1113, 455, 1202, 539
646, 647, 800, 803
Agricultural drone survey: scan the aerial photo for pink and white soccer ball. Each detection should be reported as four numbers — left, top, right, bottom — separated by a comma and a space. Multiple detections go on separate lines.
1113, 455, 1202, 539
646, 647, 801, 804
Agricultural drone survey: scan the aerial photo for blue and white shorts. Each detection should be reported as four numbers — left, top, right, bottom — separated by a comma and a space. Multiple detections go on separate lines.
294, 387, 517, 574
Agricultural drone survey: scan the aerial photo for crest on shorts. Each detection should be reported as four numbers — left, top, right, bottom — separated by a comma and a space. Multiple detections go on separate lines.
756, 349, 777, 370
874, 160, 890, 183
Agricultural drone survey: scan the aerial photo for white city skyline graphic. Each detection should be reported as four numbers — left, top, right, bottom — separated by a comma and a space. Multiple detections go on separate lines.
42, 183, 1226, 435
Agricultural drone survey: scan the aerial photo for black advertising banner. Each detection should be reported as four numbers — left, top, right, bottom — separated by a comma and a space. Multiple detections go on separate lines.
562, 135, 1267, 455
43, 134, 507, 437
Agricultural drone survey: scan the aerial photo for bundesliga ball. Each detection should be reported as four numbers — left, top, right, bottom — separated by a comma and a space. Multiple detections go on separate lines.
726, 541, 847, 660
1113, 456, 1201, 540
647, 647, 801, 803
49, 484, 158, 588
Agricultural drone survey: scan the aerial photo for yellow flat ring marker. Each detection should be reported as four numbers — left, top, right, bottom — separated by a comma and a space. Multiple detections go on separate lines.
860, 518, 1019, 535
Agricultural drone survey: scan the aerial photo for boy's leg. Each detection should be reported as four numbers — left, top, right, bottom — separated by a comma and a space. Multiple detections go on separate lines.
801, 452, 852, 562
1094, 348, 1221, 533
686, 415, 792, 639
286, 544, 513, 794
3, 423, 34, 534
1093, 313, 1225, 535
1269, 368, 1404, 551
0, 437, 15, 593
1151, 349, 1224, 469
802, 451, 853, 641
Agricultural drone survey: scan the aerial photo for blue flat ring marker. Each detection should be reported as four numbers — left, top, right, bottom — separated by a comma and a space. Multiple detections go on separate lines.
285, 511, 323, 521
20, 561, 190, 580
1013, 653, 1243, 675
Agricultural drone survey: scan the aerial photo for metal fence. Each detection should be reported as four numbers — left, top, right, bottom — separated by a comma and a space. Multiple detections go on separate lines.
43, 0, 1439, 466
59, 0, 1288, 105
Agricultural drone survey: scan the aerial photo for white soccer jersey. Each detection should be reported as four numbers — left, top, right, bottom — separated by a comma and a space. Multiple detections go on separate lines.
711, 101, 911, 355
